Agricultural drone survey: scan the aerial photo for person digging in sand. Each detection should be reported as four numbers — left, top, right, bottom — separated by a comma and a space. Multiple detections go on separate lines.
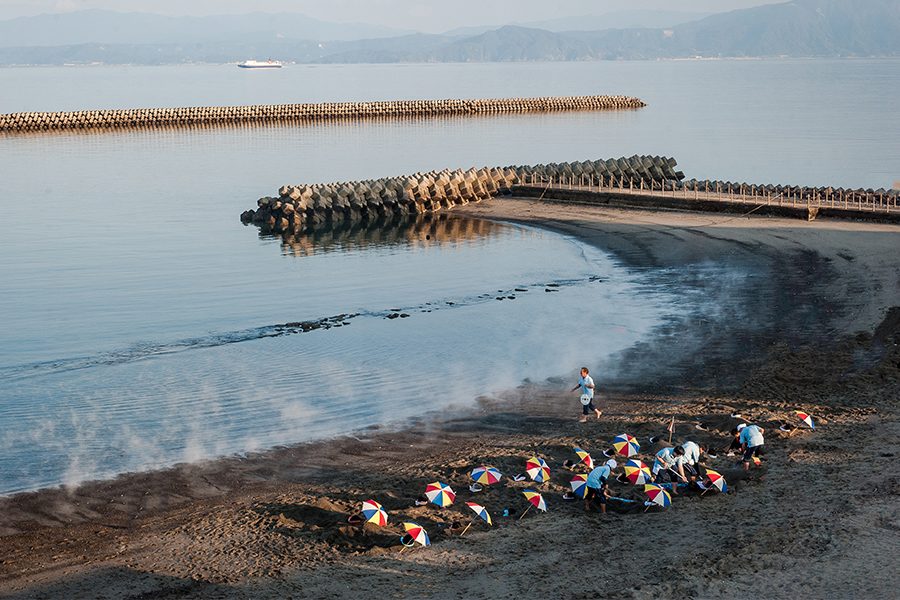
725, 424, 746, 456
653, 446, 687, 495
570, 367, 601, 422
585, 458, 617, 513
676, 441, 708, 485
739, 423, 766, 471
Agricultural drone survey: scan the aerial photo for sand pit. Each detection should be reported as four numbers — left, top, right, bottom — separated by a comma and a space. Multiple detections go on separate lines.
1, 201, 898, 599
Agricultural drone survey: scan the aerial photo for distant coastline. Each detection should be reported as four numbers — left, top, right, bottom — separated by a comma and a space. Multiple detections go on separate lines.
0, 0, 896, 66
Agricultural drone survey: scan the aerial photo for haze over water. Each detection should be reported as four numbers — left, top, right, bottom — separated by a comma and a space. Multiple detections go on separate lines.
1, 59, 897, 494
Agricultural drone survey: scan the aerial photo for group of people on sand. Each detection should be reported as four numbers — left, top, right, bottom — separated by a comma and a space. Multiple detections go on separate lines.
571, 366, 767, 511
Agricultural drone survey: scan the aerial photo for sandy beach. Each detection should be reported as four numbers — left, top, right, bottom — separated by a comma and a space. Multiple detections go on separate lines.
2, 199, 898, 599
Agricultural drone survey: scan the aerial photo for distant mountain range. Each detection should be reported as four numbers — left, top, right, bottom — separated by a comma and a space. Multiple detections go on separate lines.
0, 0, 897, 66
444, 10, 712, 36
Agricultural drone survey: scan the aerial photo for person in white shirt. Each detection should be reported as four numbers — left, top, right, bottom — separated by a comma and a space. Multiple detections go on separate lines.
676, 440, 708, 483
570, 367, 601, 422
739, 424, 766, 471
653, 446, 687, 495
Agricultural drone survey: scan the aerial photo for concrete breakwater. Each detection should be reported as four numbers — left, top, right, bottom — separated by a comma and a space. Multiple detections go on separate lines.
240, 155, 682, 234
0, 95, 645, 134
511, 176, 899, 222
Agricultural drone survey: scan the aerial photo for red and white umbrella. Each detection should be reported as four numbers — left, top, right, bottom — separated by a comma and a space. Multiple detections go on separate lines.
470, 466, 503, 485
424, 481, 456, 507
612, 434, 640, 458
520, 489, 547, 519
643, 484, 671, 510
796, 411, 815, 429
569, 474, 589, 499
360, 499, 388, 526
573, 447, 594, 470
401, 521, 430, 549
623, 459, 652, 485
460, 501, 493, 536
526, 457, 551, 483
702, 470, 727, 495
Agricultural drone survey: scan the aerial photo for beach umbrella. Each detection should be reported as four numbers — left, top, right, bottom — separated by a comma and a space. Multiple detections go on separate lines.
400, 521, 430, 549
360, 499, 388, 527
573, 447, 595, 470
643, 484, 672, 511
526, 457, 551, 483
702, 469, 727, 495
623, 459, 652, 485
569, 474, 589, 499
752, 455, 762, 467
520, 489, 547, 519
424, 482, 456, 507
796, 411, 815, 429
464, 501, 493, 526
460, 501, 493, 536
470, 466, 503, 485
612, 434, 640, 458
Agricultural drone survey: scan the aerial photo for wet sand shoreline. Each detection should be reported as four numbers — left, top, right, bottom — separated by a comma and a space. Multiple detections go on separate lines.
2, 200, 898, 599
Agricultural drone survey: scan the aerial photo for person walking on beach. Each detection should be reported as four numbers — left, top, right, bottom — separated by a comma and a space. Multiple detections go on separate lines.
570, 367, 601, 422
739, 424, 766, 471
585, 458, 617, 513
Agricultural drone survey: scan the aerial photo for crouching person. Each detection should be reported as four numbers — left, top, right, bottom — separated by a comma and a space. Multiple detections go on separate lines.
740, 423, 766, 471
677, 440, 708, 486
653, 446, 687, 495
585, 459, 617, 514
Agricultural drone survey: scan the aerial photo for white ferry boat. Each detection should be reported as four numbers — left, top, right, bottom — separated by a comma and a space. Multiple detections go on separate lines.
237, 59, 283, 69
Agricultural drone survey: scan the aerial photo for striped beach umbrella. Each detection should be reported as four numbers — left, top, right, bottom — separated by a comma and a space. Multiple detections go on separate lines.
644, 484, 672, 509
796, 411, 815, 429
569, 474, 589, 499
526, 457, 551, 483
520, 489, 547, 519
704, 470, 727, 494
623, 459, 652, 485
573, 447, 595, 470
424, 482, 456, 507
470, 466, 503, 485
360, 499, 388, 526
401, 521, 430, 547
612, 434, 640, 458
464, 501, 493, 526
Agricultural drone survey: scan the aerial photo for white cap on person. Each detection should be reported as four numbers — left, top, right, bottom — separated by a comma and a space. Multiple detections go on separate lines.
605, 458, 618, 470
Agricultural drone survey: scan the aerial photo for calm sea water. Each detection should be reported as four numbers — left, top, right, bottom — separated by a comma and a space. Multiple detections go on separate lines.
1, 60, 897, 494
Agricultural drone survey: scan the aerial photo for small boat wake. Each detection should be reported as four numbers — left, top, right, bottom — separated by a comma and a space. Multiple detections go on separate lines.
237, 59, 283, 69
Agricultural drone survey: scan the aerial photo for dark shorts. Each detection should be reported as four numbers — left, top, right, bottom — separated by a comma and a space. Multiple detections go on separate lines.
682, 463, 698, 478
585, 485, 607, 504
654, 468, 676, 484
582, 400, 598, 415
743, 445, 765, 462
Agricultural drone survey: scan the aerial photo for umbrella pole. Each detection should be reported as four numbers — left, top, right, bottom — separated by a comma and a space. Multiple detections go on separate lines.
701, 487, 710, 496
399, 546, 407, 554
459, 521, 473, 537
644, 503, 652, 512
518, 505, 532, 520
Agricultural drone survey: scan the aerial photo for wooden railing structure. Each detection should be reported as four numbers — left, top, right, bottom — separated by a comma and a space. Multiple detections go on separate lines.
514, 173, 899, 218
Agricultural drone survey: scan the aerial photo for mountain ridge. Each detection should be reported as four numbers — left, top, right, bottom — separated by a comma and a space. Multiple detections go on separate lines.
0, 0, 896, 65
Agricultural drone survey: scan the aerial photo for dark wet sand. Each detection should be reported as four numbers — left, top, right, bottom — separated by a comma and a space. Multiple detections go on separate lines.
2, 199, 898, 599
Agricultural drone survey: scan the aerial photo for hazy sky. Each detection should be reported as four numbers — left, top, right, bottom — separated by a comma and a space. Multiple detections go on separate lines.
0, 0, 787, 31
